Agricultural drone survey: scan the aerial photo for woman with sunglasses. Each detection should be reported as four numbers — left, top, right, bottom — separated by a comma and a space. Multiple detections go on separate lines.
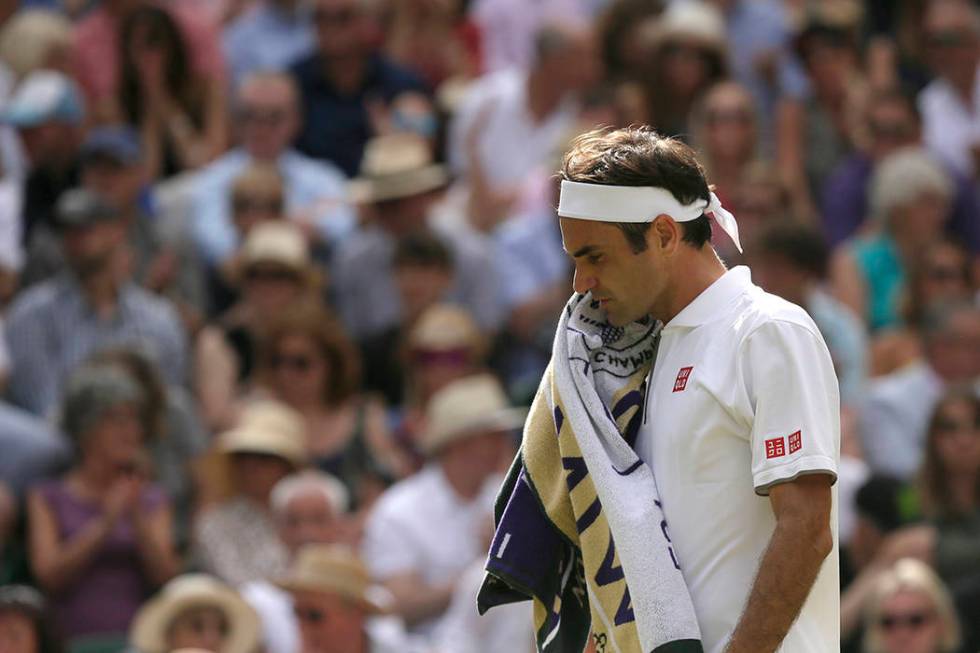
257, 303, 409, 514
862, 558, 962, 653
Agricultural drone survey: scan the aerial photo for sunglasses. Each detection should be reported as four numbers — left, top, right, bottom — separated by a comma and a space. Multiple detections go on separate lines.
879, 610, 934, 630
927, 30, 972, 49
412, 348, 472, 366
241, 107, 289, 125
233, 196, 283, 214
706, 108, 753, 126
295, 606, 327, 623
272, 353, 317, 372
869, 121, 915, 142
244, 266, 300, 283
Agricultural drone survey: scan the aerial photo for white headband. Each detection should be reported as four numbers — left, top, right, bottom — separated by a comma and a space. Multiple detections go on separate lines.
558, 180, 742, 253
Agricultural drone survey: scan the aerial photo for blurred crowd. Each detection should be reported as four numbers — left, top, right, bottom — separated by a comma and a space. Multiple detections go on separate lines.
0, 0, 977, 652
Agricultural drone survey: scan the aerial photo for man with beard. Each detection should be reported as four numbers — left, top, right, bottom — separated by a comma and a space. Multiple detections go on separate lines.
5, 188, 187, 416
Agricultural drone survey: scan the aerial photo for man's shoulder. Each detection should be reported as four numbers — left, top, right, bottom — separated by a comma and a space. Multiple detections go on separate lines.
120, 285, 183, 328
7, 278, 70, 325
738, 285, 824, 342
290, 52, 321, 84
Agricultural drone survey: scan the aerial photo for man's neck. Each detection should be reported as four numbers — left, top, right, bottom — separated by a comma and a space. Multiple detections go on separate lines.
321, 54, 369, 95
656, 248, 727, 324
526, 68, 565, 123
79, 270, 121, 318
439, 461, 484, 501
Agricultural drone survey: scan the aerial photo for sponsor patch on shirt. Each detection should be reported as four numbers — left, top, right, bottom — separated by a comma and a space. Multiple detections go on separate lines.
788, 430, 802, 454
673, 366, 693, 393
765, 436, 786, 459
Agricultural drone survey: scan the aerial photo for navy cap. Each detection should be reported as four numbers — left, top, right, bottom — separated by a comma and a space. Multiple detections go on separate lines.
81, 126, 142, 166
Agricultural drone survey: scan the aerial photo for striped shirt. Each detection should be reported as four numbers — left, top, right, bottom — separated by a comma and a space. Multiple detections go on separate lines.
5, 274, 187, 416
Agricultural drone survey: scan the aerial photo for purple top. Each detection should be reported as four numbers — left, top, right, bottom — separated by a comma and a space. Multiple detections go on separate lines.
36, 480, 167, 638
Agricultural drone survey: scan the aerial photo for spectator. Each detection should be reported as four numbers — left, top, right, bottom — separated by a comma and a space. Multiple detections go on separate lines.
194, 399, 306, 586
290, 0, 427, 176
101, 5, 228, 180
830, 148, 954, 333
194, 221, 320, 431
129, 574, 261, 653
918, 0, 980, 180
242, 470, 349, 653
6, 188, 187, 416
190, 72, 353, 269
256, 304, 408, 509
635, 0, 728, 139
903, 240, 975, 329
334, 133, 501, 339
223, 0, 316, 88
0, 585, 64, 653
448, 21, 597, 195
0, 400, 68, 497
360, 232, 456, 406
595, 0, 664, 82
691, 81, 760, 209
72, 0, 225, 111
861, 558, 962, 653
362, 374, 520, 639
276, 544, 404, 653
26, 366, 179, 645
751, 220, 868, 406
821, 87, 980, 251
858, 303, 980, 481
0, 71, 83, 249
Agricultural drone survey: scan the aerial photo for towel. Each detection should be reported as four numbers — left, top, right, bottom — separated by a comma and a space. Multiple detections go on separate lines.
479, 293, 703, 653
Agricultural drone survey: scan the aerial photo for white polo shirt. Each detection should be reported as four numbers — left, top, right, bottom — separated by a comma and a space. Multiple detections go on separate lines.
635, 266, 840, 653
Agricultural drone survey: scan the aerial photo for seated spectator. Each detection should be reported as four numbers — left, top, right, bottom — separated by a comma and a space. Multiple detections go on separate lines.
0, 401, 68, 497
859, 303, 980, 480
0, 585, 64, 653
362, 374, 520, 640
448, 21, 597, 197
72, 0, 225, 114
194, 399, 307, 586
242, 470, 349, 653
26, 366, 179, 646
129, 574, 261, 653
6, 188, 187, 416
360, 232, 455, 406
861, 558, 962, 653
255, 304, 409, 509
290, 0, 427, 176
223, 0, 316, 88
194, 222, 320, 431
821, 87, 980, 251
190, 71, 353, 270
100, 5, 227, 180
0, 71, 83, 262
918, 0, 980, 180
902, 240, 975, 329
830, 148, 954, 332
334, 133, 501, 339
277, 544, 406, 653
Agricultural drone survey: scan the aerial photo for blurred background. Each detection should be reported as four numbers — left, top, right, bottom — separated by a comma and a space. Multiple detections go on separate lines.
0, 0, 977, 652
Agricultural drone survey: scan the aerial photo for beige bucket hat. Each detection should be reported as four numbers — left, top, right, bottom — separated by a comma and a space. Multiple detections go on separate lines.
420, 373, 526, 455
349, 133, 449, 204
276, 544, 391, 614
129, 574, 261, 653
217, 399, 308, 468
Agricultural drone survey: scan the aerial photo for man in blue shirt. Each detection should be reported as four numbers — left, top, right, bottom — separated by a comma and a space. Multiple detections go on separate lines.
290, 0, 427, 176
223, 0, 316, 87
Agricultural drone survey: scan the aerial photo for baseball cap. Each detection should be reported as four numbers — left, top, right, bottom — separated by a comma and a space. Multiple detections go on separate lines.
81, 126, 142, 166
54, 188, 120, 229
1, 70, 83, 128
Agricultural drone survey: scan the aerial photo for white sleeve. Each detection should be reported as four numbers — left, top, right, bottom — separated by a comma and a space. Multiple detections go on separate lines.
361, 502, 422, 580
742, 320, 841, 495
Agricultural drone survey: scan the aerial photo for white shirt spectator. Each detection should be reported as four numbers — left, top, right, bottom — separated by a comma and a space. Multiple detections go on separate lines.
919, 64, 980, 178
241, 580, 298, 653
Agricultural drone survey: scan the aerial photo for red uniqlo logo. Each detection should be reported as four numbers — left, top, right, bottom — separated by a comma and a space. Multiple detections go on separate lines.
765, 437, 786, 459
673, 366, 693, 393
788, 430, 802, 454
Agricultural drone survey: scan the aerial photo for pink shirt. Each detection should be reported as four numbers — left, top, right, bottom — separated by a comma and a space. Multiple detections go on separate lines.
72, 3, 226, 105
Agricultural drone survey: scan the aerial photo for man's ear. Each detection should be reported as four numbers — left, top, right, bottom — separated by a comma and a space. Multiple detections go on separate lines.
650, 214, 681, 254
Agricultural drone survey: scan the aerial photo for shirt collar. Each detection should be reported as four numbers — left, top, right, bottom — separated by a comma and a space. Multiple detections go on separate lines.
663, 265, 754, 329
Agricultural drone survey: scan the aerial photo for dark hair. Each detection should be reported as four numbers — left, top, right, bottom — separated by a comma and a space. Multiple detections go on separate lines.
596, 0, 665, 78
919, 387, 980, 519
118, 6, 202, 127
0, 585, 65, 653
756, 221, 830, 279
258, 305, 362, 407
393, 230, 453, 271
560, 126, 713, 252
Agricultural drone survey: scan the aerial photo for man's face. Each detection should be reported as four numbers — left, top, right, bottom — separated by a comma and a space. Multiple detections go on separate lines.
293, 590, 366, 653
313, 0, 371, 60
559, 217, 666, 326
19, 122, 73, 167
82, 157, 144, 212
394, 263, 452, 321
278, 491, 338, 553
925, 4, 980, 85
867, 101, 919, 162
928, 310, 980, 382
238, 80, 299, 160
62, 220, 126, 278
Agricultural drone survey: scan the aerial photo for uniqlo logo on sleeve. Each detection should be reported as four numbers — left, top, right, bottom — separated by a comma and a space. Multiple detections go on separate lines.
788, 430, 802, 454
673, 366, 693, 393
765, 436, 786, 459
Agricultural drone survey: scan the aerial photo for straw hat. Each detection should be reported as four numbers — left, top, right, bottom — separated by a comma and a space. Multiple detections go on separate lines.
129, 574, 261, 653
407, 303, 484, 354
421, 374, 526, 455
651, 0, 726, 54
349, 133, 449, 204
217, 399, 308, 468
276, 544, 390, 614
240, 221, 309, 271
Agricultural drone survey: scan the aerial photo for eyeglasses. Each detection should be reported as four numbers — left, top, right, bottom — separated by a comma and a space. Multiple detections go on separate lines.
241, 107, 289, 126
244, 266, 300, 283
272, 352, 317, 372
869, 121, 915, 142
295, 606, 327, 623
232, 196, 284, 214
412, 348, 472, 366
879, 610, 934, 631
706, 108, 753, 127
